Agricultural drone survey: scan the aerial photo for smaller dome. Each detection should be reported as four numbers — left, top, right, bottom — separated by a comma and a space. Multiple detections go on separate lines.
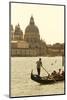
14, 24, 23, 35
15, 24, 20, 31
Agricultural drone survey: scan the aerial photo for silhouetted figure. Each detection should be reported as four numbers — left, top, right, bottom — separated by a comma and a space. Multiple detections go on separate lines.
57, 69, 61, 75
61, 70, 64, 76
36, 58, 42, 76
51, 70, 57, 78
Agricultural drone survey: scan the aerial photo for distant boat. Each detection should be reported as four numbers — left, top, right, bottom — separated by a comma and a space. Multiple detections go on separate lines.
31, 70, 64, 84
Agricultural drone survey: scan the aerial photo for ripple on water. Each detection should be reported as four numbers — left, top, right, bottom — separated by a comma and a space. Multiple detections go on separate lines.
11, 57, 64, 96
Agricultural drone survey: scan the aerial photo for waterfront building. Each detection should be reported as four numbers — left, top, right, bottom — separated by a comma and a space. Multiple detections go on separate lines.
11, 16, 64, 57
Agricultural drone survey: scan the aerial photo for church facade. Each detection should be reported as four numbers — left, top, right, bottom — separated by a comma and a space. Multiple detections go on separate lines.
11, 16, 64, 57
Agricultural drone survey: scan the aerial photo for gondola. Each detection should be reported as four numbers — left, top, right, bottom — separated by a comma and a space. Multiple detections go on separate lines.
31, 70, 64, 84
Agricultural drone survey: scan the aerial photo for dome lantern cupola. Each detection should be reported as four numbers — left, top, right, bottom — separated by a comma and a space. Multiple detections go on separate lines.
30, 16, 34, 25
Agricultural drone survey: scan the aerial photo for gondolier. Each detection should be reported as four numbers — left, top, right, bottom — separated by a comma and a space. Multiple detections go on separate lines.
36, 58, 42, 76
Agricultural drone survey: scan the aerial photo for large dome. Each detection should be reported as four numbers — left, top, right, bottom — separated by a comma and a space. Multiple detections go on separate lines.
24, 16, 40, 42
25, 24, 39, 33
25, 16, 39, 34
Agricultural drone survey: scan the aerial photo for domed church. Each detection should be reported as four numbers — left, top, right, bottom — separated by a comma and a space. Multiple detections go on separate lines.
11, 16, 47, 56
24, 16, 47, 51
11, 16, 64, 57
24, 16, 40, 43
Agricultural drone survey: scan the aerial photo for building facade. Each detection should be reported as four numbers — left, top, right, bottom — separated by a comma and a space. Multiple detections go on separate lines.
11, 16, 64, 57
11, 24, 23, 41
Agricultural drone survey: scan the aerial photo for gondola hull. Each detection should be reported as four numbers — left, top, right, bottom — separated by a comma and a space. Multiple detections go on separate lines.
31, 71, 64, 84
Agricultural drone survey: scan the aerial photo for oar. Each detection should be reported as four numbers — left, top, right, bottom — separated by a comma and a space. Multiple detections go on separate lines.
42, 66, 50, 75
42, 66, 56, 82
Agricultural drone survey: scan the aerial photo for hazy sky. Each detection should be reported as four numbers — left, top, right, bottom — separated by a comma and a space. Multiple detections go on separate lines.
11, 3, 64, 44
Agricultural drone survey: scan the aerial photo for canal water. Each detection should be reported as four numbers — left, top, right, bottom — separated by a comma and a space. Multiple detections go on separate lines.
11, 57, 64, 97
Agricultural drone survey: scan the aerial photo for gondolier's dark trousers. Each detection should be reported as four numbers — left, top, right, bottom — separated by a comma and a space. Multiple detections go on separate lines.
37, 68, 40, 76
